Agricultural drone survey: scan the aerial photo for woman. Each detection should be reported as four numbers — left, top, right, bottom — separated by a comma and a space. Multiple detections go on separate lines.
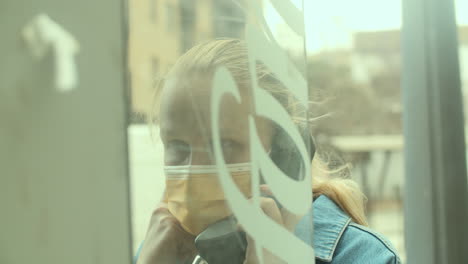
135, 39, 401, 264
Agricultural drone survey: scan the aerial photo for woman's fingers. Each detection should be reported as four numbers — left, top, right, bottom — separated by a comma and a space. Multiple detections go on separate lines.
239, 196, 284, 232
258, 185, 302, 231
259, 184, 274, 196
280, 207, 302, 232
137, 203, 196, 264
259, 197, 284, 226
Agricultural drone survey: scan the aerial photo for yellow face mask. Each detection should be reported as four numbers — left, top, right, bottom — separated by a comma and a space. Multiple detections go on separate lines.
164, 163, 252, 235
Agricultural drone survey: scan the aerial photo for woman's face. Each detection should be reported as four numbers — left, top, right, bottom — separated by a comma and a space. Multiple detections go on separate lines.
159, 75, 273, 166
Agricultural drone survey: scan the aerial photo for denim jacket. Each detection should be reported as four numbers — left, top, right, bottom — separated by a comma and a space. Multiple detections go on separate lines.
135, 195, 401, 263
296, 195, 401, 263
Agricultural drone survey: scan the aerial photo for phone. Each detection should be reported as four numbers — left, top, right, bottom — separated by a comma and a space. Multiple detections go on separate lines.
194, 216, 247, 264
193, 196, 282, 264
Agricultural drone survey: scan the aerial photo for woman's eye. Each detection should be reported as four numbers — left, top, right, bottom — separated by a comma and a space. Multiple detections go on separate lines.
164, 140, 190, 165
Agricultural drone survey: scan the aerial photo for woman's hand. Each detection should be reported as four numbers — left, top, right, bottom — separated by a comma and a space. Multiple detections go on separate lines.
136, 203, 197, 264
243, 185, 302, 264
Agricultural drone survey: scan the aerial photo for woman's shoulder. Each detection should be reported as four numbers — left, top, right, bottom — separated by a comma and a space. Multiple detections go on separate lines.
295, 195, 401, 263
333, 222, 401, 263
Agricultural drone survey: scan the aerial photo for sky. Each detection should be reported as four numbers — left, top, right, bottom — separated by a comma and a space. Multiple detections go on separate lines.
264, 0, 468, 53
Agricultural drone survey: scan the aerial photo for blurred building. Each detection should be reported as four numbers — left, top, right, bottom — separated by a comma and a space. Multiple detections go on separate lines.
351, 30, 401, 86
128, 0, 245, 120
128, 0, 180, 118
350, 26, 468, 121
351, 27, 468, 96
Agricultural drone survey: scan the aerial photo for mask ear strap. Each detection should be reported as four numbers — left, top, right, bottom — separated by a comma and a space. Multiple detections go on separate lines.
188, 145, 193, 166
309, 135, 316, 162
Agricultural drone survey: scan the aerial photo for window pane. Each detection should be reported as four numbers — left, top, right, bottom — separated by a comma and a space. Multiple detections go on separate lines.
128, 0, 405, 263
304, 0, 406, 262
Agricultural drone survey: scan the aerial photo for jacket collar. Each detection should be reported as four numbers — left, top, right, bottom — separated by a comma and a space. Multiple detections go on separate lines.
294, 195, 351, 262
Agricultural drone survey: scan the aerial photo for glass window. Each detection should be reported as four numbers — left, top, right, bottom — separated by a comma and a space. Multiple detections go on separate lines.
127, 0, 466, 263
5, 0, 468, 263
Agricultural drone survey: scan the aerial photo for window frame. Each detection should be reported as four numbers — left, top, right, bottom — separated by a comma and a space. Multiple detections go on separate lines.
401, 0, 468, 262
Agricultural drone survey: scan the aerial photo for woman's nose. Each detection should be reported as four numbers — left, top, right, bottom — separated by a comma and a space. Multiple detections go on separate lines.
189, 146, 214, 165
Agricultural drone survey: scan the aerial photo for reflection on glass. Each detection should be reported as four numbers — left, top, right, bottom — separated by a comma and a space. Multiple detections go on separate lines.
128, 0, 402, 263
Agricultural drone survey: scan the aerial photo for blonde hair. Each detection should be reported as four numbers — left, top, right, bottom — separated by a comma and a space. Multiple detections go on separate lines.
149, 39, 368, 226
